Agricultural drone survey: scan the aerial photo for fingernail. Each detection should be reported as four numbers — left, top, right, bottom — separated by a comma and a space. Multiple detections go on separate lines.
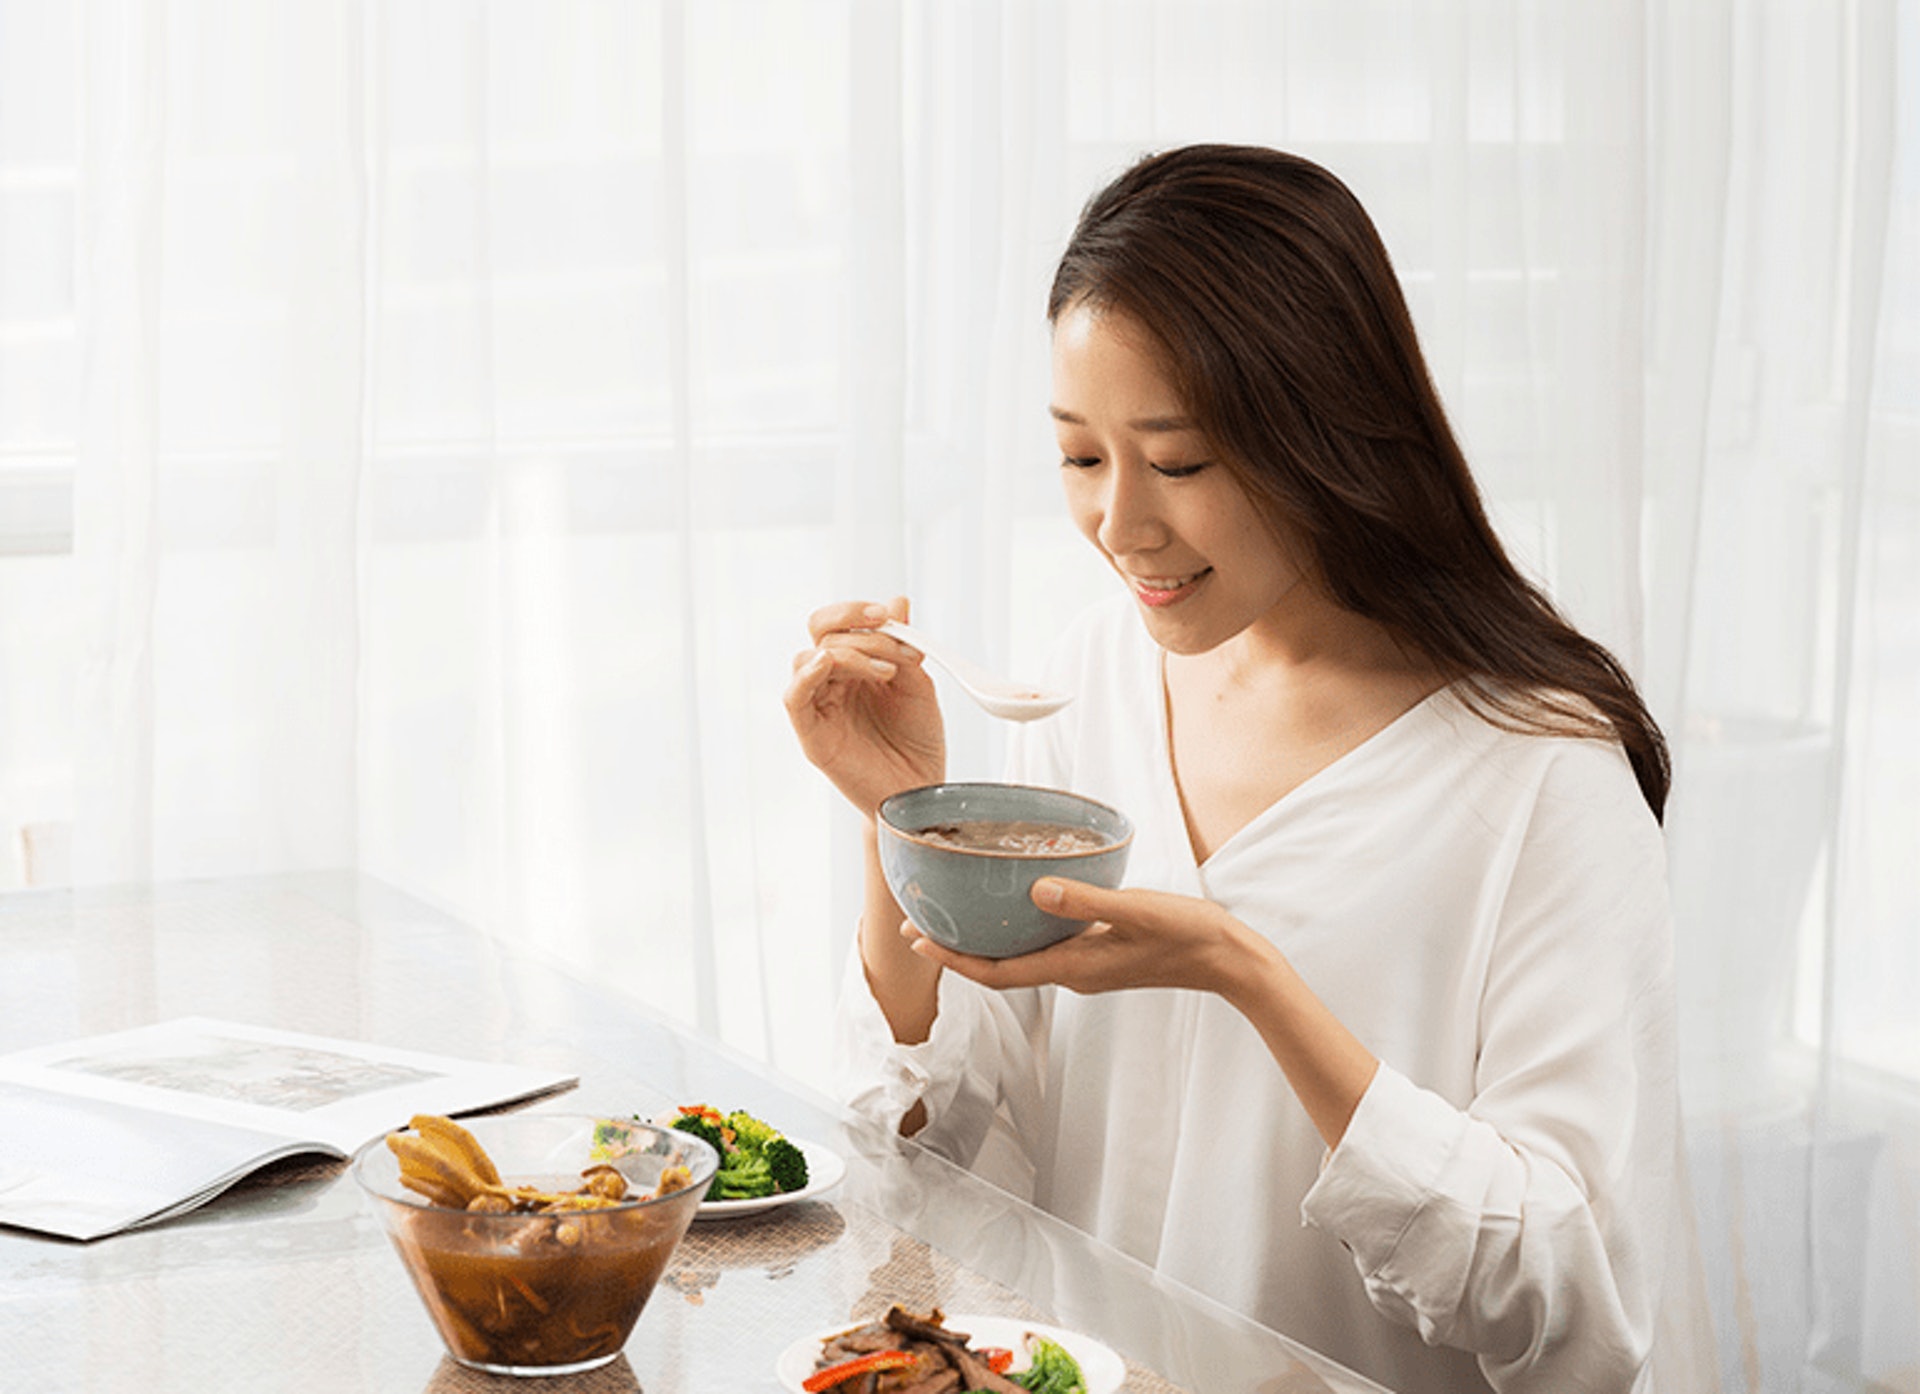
1032, 879, 1064, 910
873, 659, 897, 678
863, 603, 889, 621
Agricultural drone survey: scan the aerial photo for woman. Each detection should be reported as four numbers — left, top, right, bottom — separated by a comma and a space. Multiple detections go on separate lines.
785, 145, 1680, 1394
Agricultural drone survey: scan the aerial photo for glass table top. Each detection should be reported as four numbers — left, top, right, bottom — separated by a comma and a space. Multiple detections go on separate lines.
0, 872, 1388, 1394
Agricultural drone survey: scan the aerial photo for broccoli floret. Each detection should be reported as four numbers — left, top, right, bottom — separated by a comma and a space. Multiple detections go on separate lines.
671, 1105, 806, 1203
588, 1119, 630, 1159
707, 1152, 774, 1201
724, 1110, 779, 1151
671, 1111, 728, 1158
763, 1135, 809, 1194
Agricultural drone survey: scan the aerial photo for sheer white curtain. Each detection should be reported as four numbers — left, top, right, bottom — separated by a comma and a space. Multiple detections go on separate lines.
1, 1, 1914, 1388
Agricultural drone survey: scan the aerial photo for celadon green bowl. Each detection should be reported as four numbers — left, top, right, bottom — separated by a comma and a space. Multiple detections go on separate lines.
877, 782, 1134, 959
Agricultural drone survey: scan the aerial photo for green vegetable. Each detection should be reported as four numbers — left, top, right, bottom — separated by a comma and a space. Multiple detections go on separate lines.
1012, 1336, 1086, 1394
725, 1110, 779, 1151
763, 1135, 810, 1193
708, 1151, 771, 1200
670, 1111, 728, 1157
674, 1105, 808, 1201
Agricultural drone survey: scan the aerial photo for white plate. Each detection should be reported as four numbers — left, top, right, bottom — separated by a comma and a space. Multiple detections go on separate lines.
775, 1312, 1125, 1394
695, 1136, 844, 1220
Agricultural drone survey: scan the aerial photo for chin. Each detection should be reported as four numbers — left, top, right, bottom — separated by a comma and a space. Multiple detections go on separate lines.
1132, 606, 1236, 657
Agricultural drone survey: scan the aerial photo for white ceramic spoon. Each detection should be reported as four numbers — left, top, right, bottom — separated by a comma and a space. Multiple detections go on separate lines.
878, 619, 1071, 722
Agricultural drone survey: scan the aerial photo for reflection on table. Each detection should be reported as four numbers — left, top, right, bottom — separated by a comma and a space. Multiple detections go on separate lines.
0, 872, 1390, 1394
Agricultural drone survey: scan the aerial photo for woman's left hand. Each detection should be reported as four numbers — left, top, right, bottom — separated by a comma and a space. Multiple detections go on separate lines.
901, 877, 1259, 998
914, 874, 1378, 1149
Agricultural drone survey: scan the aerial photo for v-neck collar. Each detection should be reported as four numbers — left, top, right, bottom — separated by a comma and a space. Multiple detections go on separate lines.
1148, 643, 1456, 875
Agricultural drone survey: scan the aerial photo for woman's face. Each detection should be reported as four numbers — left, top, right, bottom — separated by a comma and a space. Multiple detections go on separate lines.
1051, 300, 1308, 656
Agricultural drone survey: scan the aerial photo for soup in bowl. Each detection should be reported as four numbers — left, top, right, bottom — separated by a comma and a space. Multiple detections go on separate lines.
354, 1113, 717, 1377
877, 782, 1134, 959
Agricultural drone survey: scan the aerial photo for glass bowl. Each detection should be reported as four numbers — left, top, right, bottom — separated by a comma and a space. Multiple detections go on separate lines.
353, 1113, 718, 1376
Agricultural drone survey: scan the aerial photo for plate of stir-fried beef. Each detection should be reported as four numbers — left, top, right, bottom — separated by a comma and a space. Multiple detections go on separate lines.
775, 1304, 1123, 1394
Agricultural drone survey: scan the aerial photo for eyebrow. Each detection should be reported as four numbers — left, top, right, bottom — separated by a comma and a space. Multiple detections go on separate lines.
1049, 406, 1198, 433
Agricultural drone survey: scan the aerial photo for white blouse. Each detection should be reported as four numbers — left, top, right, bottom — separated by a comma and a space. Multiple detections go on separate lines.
835, 596, 1681, 1394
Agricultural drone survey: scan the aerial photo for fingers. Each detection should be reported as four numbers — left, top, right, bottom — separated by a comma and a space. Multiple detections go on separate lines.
800, 598, 927, 679
782, 643, 897, 722
805, 599, 892, 645
1030, 875, 1133, 922
805, 595, 912, 645
899, 920, 1079, 991
781, 648, 834, 723
899, 885, 1236, 998
787, 642, 897, 682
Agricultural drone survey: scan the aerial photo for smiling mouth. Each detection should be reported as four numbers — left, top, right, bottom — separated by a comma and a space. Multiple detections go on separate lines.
1131, 570, 1211, 607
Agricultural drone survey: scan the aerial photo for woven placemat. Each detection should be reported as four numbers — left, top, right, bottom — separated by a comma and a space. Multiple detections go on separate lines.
417, 1196, 1186, 1394
672, 1199, 1186, 1394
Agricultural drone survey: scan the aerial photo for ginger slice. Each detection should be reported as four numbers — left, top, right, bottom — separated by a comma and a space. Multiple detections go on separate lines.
389, 1115, 680, 1214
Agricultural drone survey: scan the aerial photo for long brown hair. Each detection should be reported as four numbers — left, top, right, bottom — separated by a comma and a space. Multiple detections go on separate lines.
1049, 144, 1670, 820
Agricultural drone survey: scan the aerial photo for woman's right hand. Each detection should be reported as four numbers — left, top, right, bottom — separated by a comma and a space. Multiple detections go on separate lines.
784, 597, 946, 818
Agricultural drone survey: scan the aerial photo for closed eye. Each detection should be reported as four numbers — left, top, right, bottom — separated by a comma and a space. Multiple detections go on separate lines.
1060, 454, 1101, 470
1151, 461, 1210, 479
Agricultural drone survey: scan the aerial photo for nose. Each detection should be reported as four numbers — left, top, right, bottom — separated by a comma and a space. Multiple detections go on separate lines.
1094, 462, 1164, 559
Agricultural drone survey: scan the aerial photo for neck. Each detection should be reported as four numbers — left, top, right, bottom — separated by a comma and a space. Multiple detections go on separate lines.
1206, 585, 1412, 691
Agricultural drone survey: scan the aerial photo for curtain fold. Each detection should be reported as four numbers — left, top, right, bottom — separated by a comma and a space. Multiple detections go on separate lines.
71, 0, 166, 885
276, 0, 365, 875
2, 1, 1915, 1387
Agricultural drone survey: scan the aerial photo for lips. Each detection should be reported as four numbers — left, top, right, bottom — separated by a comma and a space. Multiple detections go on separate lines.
1131, 569, 1211, 608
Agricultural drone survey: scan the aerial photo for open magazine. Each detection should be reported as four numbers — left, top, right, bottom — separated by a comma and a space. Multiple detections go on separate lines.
0, 1017, 577, 1241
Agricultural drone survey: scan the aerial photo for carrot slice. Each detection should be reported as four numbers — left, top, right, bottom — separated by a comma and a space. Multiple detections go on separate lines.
801, 1350, 918, 1392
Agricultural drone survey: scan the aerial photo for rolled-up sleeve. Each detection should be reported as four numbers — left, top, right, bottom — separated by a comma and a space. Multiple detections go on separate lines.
1301, 743, 1677, 1394
832, 938, 1051, 1187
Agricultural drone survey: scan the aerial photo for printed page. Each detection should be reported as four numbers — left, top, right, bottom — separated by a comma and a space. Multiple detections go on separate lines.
0, 1017, 576, 1152
0, 1079, 323, 1241
0, 1017, 577, 1240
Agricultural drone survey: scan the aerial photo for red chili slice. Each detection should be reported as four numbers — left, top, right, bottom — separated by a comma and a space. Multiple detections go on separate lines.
801, 1350, 919, 1392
